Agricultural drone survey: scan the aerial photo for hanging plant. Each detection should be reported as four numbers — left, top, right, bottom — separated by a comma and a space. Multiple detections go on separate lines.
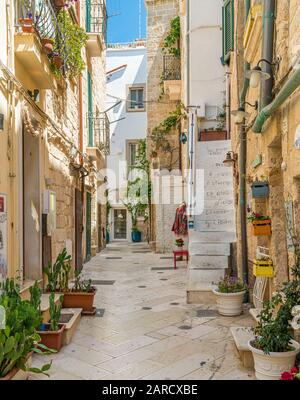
51, 10, 87, 78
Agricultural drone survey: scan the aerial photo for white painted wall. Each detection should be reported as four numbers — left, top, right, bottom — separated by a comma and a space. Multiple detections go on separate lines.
189, 0, 225, 128
106, 45, 147, 241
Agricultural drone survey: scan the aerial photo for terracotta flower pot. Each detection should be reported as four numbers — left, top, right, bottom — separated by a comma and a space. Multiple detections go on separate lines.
62, 290, 96, 312
54, 0, 66, 9
41, 38, 54, 54
248, 339, 300, 380
52, 55, 63, 69
0, 351, 34, 380
252, 219, 272, 236
19, 18, 35, 33
37, 324, 65, 352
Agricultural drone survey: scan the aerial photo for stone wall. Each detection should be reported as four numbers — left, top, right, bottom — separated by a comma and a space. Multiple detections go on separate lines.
230, 0, 300, 291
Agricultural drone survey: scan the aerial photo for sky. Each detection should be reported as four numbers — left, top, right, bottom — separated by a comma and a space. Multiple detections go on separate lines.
106, 0, 147, 43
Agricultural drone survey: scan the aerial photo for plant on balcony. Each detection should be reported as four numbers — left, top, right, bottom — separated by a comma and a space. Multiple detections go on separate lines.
150, 103, 186, 170
51, 10, 87, 78
248, 223, 300, 380
0, 279, 54, 380
247, 212, 271, 236
162, 16, 181, 57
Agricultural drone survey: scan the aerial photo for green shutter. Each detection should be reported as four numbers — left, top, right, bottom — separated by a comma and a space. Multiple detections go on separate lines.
222, 0, 234, 63
86, 192, 92, 261
86, 0, 91, 32
87, 71, 93, 147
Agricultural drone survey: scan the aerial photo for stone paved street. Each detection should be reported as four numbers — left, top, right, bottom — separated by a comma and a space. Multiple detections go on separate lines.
30, 242, 255, 380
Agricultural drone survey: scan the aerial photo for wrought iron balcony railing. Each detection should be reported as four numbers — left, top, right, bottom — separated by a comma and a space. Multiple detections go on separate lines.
87, 112, 110, 155
15, 0, 68, 74
163, 55, 181, 81
87, 0, 107, 44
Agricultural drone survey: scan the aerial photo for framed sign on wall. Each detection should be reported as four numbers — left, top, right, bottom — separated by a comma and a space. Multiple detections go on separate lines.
0, 193, 7, 280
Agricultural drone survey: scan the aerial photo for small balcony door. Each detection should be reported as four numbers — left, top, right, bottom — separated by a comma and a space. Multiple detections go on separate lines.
113, 209, 127, 240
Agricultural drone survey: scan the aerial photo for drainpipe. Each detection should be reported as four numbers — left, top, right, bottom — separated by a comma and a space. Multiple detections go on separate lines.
76, 1, 85, 267
239, 0, 251, 284
253, 68, 300, 133
260, 0, 275, 109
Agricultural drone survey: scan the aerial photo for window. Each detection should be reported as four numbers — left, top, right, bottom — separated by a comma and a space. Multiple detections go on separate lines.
222, 0, 234, 64
127, 84, 146, 111
128, 142, 139, 167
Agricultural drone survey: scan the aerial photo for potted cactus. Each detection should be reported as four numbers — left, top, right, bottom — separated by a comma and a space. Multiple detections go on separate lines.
38, 293, 65, 352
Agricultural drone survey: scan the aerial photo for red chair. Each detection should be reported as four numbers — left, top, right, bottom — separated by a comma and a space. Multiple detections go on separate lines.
173, 250, 189, 269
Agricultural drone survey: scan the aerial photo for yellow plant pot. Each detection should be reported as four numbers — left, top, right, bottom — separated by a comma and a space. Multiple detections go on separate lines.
253, 259, 274, 277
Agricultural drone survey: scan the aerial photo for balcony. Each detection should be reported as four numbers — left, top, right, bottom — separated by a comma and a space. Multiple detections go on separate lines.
86, 112, 110, 165
163, 55, 181, 101
14, 0, 67, 87
86, 1, 107, 57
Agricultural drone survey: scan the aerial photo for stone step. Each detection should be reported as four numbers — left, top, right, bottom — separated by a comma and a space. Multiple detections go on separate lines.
189, 242, 230, 256
188, 230, 236, 243
186, 267, 225, 304
189, 254, 229, 269
249, 308, 260, 323
230, 327, 255, 369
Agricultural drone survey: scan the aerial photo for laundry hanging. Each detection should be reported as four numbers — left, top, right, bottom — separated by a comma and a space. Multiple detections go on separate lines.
172, 202, 188, 236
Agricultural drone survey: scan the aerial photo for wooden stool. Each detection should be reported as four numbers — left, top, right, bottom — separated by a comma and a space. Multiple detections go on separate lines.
173, 250, 189, 269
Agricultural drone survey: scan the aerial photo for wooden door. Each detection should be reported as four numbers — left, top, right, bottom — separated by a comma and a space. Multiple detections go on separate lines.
75, 189, 83, 270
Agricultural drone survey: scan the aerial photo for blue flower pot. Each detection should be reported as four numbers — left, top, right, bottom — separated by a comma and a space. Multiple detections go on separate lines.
131, 230, 141, 242
251, 181, 269, 198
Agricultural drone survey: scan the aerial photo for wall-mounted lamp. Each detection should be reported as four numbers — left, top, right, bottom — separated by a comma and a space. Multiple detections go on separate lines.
246, 58, 280, 88
179, 132, 187, 144
231, 101, 258, 124
223, 151, 237, 167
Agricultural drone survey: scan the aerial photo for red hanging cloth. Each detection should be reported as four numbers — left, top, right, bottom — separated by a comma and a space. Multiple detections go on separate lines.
172, 202, 188, 236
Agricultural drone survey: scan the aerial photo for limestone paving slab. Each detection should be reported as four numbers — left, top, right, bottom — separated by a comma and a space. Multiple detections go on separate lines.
29, 242, 254, 380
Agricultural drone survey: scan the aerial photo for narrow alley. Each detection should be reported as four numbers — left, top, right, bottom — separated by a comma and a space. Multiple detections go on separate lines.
30, 243, 254, 381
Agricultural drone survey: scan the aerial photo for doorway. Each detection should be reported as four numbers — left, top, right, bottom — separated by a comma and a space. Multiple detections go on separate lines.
23, 125, 41, 280
113, 209, 127, 240
86, 192, 92, 260
75, 188, 83, 270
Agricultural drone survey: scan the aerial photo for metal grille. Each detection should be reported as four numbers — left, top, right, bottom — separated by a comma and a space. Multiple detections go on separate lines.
89, 0, 107, 43
163, 55, 181, 81
15, 0, 68, 74
87, 112, 110, 155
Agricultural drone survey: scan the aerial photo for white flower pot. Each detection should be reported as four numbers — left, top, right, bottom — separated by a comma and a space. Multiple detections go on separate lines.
213, 289, 246, 316
248, 339, 300, 380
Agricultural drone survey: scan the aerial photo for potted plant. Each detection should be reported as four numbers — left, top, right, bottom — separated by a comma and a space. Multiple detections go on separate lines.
38, 293, 65, 352
19, 12, 35, 33
253, 257, 274, 278
41, 37, 55, 54
248, 226, 300, 380
175, 238, 184, 247
0, 279, 54, 380
62, 269, 96, 314
213, 276, 247, 316
51, 52, 63, 69
131, 226, 142, 243
247, 212, 272, 236
44, 248, 96, 314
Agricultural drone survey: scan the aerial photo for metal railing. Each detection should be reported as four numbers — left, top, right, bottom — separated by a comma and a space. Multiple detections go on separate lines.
87, 112, 110, 155
15, 0, 68, 73
163, 55, 181, 81
88, 1, 107, 44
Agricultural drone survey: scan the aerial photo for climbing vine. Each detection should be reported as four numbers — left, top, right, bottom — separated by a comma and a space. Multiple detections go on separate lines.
150, 103, 186, 170
162, 16, 181, 57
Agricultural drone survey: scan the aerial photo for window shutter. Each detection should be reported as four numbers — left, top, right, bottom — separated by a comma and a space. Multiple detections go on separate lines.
222, 0, 234, 63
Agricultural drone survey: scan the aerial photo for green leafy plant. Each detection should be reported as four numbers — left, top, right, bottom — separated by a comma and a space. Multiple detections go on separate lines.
72, 270, 94, 293
49, 293, 63, 332
247, 212, 270, 222
44, 248, 71, 292
217, 276, 247, 293
150, 104, 186, 170
175, 238, 184, 247
0, 279, 54, 378
162, 16, 181, 57
51, 10, 88, 78
253, 222, 300, 354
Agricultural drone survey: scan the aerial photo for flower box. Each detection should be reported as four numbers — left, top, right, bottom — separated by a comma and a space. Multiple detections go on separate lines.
253, 259, 274, 277
251, 181, 269, 198
252, 219, 271, 236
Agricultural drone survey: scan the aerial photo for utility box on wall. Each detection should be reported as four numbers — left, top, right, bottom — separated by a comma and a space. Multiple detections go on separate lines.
43, 190, 56, 235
